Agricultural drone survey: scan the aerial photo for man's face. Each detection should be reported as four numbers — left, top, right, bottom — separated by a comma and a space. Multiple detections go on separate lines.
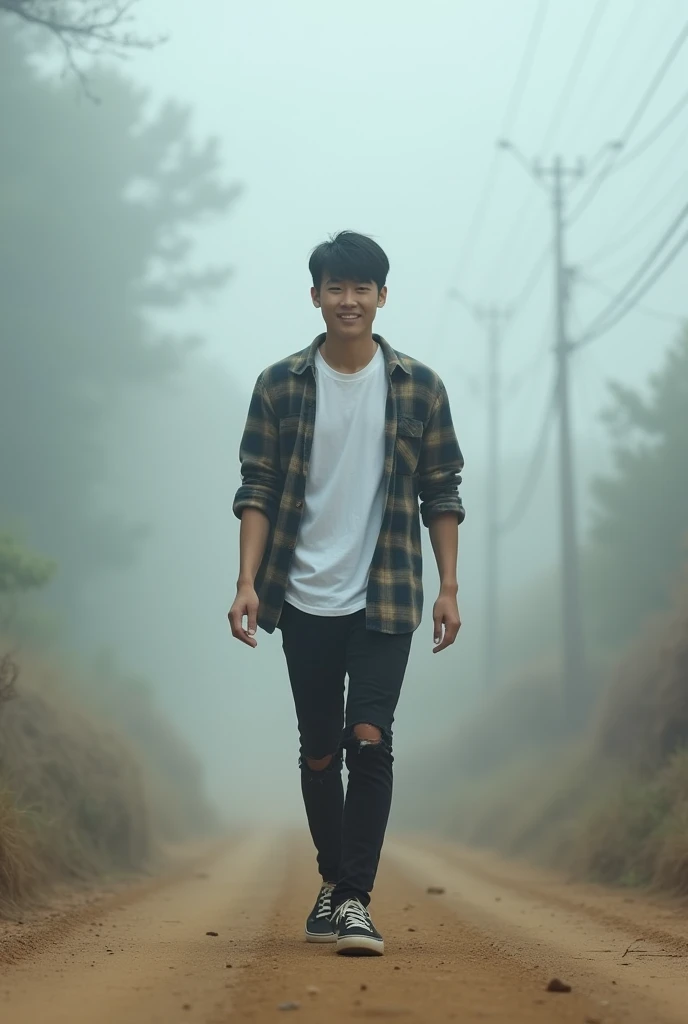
311, 275, 387, 337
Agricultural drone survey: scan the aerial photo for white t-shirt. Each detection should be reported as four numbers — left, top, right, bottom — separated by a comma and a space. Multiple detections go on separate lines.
285, 344, 388, 616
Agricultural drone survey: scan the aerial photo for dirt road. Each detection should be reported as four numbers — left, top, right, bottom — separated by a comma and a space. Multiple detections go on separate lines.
1, 832, 687, 1023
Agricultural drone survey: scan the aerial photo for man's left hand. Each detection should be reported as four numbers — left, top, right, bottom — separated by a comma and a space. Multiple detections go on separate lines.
432, 593, 461, 653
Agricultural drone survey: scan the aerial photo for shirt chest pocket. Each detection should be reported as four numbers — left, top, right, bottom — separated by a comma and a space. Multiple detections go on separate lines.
395, 416, 424, 475
278, 415, 301, 476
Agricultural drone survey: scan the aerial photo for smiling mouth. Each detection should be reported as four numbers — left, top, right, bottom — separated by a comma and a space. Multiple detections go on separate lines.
338, 313, 361, 321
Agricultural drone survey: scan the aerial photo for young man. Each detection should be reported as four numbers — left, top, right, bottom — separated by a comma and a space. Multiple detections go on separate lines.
229, 231, 464, 957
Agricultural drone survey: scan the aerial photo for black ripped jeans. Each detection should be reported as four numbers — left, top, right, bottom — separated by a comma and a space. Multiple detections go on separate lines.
279, 602, 413, 910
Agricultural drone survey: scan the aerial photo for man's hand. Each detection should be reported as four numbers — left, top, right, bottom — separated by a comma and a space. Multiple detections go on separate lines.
228, 584, 260, 649
432, 592, 461, 653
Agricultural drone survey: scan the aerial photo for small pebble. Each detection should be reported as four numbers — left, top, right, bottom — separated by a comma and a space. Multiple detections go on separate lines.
182, 1005, 191, 1012
426, 886, 446, 895
306, 986, 319, 996
206, 931, 219, 937
360, 983, 368, 991
547, 978, 572, 993
278, 1002, 300, 1012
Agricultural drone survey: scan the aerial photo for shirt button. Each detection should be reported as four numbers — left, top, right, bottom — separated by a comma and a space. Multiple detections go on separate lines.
296, 500, 303, 508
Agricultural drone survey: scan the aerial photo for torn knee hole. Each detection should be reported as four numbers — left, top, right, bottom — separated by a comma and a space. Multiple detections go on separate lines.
353, 724, 382, 746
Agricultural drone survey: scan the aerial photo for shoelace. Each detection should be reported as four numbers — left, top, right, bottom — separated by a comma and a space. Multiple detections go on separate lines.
315, 884, 335, 920
332, 898, 373, 932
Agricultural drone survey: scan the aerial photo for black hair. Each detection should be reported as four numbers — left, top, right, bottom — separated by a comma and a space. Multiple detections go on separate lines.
309, 231, 390, 292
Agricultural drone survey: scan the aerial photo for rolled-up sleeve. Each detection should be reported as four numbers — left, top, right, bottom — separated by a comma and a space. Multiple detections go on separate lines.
232, 375, 281, 525
418, 381, 465, 527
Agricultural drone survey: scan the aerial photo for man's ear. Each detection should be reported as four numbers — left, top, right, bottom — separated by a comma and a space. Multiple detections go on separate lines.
377, 286, 388, 309
311, 286, 321, 308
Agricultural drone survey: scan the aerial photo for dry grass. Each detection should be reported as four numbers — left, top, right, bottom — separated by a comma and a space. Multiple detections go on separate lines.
0, 661, 151, 914
432, 569, 688, 897
593, 572, 688, 770
0, 785, 43, 909
573, 750, 688, 892
0, 640, 213, 915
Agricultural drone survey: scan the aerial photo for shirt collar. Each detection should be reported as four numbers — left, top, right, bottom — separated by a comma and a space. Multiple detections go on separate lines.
290, 334, 411, 377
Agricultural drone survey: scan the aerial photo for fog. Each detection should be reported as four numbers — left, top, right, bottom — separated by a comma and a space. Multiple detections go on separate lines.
4, 0, 686, 825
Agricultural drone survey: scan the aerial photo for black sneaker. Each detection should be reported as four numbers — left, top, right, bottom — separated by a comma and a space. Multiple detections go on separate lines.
331, 898, 384, 956
304, 883, 336, 943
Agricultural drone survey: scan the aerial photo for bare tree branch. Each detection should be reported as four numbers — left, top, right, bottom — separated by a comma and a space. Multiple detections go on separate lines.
0, 1, 165, 98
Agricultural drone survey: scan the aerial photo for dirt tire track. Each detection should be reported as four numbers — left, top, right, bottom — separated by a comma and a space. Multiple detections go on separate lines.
0, 840, 228, 967
387, 837, 688, 1024
234, 843, 625, 1023
1, 831, 686, 1023
1, 832, 284, 1024
412, 837, 688, 953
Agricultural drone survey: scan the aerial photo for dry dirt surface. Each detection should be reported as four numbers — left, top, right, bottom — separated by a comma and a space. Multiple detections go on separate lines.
1, 831, 687, 1023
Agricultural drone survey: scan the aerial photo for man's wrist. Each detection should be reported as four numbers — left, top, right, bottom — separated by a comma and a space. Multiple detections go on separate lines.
237, 575, 256, 589
439, 580, 458, 597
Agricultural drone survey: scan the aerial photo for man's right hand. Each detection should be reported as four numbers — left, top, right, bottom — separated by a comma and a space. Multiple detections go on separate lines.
228, 584, 260, 648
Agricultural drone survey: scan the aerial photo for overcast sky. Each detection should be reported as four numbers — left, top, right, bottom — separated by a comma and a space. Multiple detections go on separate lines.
128, 0, 686, 464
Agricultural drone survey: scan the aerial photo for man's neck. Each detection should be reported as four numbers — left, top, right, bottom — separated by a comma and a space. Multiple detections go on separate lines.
320, 332, 377, 374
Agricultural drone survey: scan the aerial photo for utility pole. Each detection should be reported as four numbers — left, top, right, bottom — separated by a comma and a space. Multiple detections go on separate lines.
449, 290, 510, 693
500, 142, 587, 712
536, 156, 587, 714
475, 305, 511, 693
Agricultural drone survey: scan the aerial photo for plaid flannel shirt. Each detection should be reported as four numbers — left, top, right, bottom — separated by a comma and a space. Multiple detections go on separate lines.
233, 334, 465, 635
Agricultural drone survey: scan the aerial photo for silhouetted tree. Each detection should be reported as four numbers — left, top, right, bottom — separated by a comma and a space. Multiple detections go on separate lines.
0, 30, 238, 607
588, 327, 688, 646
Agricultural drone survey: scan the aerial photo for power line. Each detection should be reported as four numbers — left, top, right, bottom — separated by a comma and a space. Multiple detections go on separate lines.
569, 20, 688, 225
501, 0, 550, 137
498, 381, 556, 534
575, 204, 688, 346
615, 21, 688, 140
504, 15, 688, 305
446, 0, 550, 294
575, 229, 688, 348
581, 169, 688, 267
613, 84, 688, 171
565, 0, 646, 142
577, 200, 688, 335
482, 6, 607, 293
578, 273, 683, 326
540, 0, 610, 150
503, 316, 552, 403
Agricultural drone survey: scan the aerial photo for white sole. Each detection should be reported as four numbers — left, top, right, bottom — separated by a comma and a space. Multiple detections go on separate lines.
336, 935, 385, 957
304, 929, 337, 944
